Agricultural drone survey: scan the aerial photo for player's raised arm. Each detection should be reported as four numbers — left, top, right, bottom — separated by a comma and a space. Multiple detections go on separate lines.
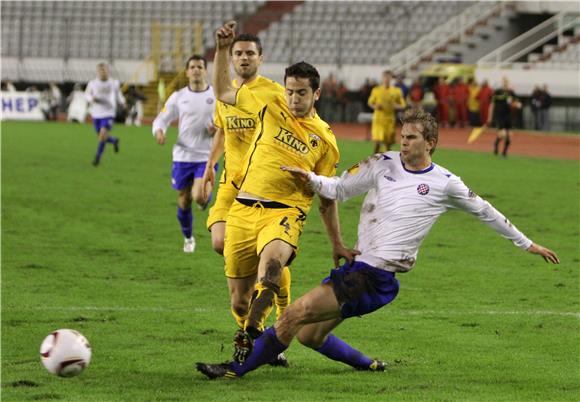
445, 176, 559, 264
213, 21, 238, 105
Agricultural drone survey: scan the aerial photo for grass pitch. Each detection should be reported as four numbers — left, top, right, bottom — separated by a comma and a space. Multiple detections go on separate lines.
2, 121, 579, 401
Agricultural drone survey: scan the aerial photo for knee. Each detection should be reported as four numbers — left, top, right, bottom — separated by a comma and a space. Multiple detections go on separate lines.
192, 193, 205, 206
231, 298, 249, 317
211, 238, 224, 255
296, 329, 325, 349
261, 259, 283, 287
178, 193, 192, 209
278, 303, 305, 331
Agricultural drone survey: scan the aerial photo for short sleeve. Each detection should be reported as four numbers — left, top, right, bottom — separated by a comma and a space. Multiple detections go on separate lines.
235, 85, 266, 115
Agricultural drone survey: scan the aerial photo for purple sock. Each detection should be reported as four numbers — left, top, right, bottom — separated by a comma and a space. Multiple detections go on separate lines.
177, 207, 192, 238
231, 327, 288, 377
106, 136, 118, 144
315, 334, 372, 369
95, 142, 105, 160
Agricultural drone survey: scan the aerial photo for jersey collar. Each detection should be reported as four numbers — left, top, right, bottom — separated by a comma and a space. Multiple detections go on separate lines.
400, 155, 434, 174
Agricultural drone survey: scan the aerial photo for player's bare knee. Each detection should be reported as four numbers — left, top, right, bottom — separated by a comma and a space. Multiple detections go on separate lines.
178, 191, 192, 209
231, 300, 249, 318
262, 259, 282, 285
296, 329, 324, 349
192, 192, 205, 206
279, 303, 304, 329
211, 239, 224, 255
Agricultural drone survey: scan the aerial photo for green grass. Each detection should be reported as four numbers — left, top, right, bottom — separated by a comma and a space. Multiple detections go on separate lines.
2, 121, 579, 401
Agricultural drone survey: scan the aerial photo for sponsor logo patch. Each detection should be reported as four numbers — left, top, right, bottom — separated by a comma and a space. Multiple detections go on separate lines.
226, 116, 256, 130
274, 127, 309, 154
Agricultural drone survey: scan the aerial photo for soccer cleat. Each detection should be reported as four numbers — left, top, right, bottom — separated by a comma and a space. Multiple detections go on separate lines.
358, 359, 387, 372
183, 237, 196, 253
233, 329, 253, 364
92, 158, 100, 167
114, 139, 120, 153
195, 362, 238, 380
268, 352, 289, 368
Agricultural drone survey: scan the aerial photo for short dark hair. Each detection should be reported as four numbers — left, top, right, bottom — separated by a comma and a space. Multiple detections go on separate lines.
230, 33, 262, 55
185, 54, 207, 69
284, 61, 320, 91
402, 108, 439, 155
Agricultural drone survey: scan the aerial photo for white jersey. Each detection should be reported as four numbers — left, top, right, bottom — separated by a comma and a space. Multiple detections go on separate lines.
85, 78, 125, 119
152, 85, 215, 163
309, 151, 532, 272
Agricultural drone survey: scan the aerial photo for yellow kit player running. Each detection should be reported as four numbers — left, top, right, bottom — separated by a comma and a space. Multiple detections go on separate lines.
214, 21, 351, 363
201, 33, 292, 366
367, 70, 406, 153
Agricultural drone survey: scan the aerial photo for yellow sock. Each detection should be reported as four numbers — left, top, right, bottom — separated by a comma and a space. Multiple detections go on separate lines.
230, 306, 247, 330
275, 266, 291, 321
252, 282, 274, 332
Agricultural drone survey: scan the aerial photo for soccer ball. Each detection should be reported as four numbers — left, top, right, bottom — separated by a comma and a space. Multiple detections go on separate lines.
40, 329, 91, 377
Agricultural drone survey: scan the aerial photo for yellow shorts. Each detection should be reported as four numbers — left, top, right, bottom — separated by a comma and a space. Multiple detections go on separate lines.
223, 200, 306, 279
206, 179, 238, 230
371, 118, 396, 142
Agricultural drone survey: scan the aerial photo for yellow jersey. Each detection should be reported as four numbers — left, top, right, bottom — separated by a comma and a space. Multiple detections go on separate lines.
468, 84, 480, 112
214, 76, 285, 185
368, 85, 405, 121
232, 85, 339, 213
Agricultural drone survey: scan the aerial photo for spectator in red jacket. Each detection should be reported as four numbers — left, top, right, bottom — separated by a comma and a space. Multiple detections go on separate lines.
433, 77, 450, 127
408, 78, 423, 108
477, 80, 493, 125
452, 78, 469, 127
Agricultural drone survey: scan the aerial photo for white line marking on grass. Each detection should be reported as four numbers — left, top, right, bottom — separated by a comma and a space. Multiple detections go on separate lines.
399, 310, 580, 318
5, 306, 580, 318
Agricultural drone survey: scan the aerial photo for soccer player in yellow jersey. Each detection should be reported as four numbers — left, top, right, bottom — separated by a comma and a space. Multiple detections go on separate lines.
200, 33, 292, 366
213, 21, 354, 363
367, 70, 406, 153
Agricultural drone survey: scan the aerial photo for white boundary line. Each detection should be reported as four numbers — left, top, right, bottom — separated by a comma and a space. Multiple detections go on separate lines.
4, 306, 579, 318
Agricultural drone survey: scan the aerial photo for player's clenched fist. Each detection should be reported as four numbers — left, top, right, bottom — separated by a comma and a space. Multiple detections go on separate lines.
215, 21, 237, 49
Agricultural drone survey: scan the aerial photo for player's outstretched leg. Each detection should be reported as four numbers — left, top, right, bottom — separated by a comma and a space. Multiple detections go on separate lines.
198, 327, 288, 380
313, 333, 386, 371
197, 283, 344, 379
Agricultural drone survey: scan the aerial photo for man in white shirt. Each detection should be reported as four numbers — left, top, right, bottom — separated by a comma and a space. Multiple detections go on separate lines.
197, 107, 559, 379
152, 55, 217, 253
85, 63, 125, 166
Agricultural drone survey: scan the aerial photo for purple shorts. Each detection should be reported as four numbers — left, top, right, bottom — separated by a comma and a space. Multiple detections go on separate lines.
92, 117, 114, 133
171, 162, 218, 190
322, 261, 399, 319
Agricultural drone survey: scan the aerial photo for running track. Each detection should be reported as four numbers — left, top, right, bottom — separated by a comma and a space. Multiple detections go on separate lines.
331, 124, 580, 161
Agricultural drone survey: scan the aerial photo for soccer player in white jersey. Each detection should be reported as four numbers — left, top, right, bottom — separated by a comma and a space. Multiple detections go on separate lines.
85, 63, 125, 166
152, 55, 217, 253
196, 108, 559, 379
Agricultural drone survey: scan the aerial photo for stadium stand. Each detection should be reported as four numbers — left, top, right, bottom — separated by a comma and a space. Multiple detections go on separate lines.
0, 1, 264, 62
1, 1, 578, 129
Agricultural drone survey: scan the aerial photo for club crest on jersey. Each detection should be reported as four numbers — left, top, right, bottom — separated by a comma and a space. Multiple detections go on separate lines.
274, 127, 309, 154
417, 183, 430, 195
226, 116, 255, 130
309, 133, 321, 149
